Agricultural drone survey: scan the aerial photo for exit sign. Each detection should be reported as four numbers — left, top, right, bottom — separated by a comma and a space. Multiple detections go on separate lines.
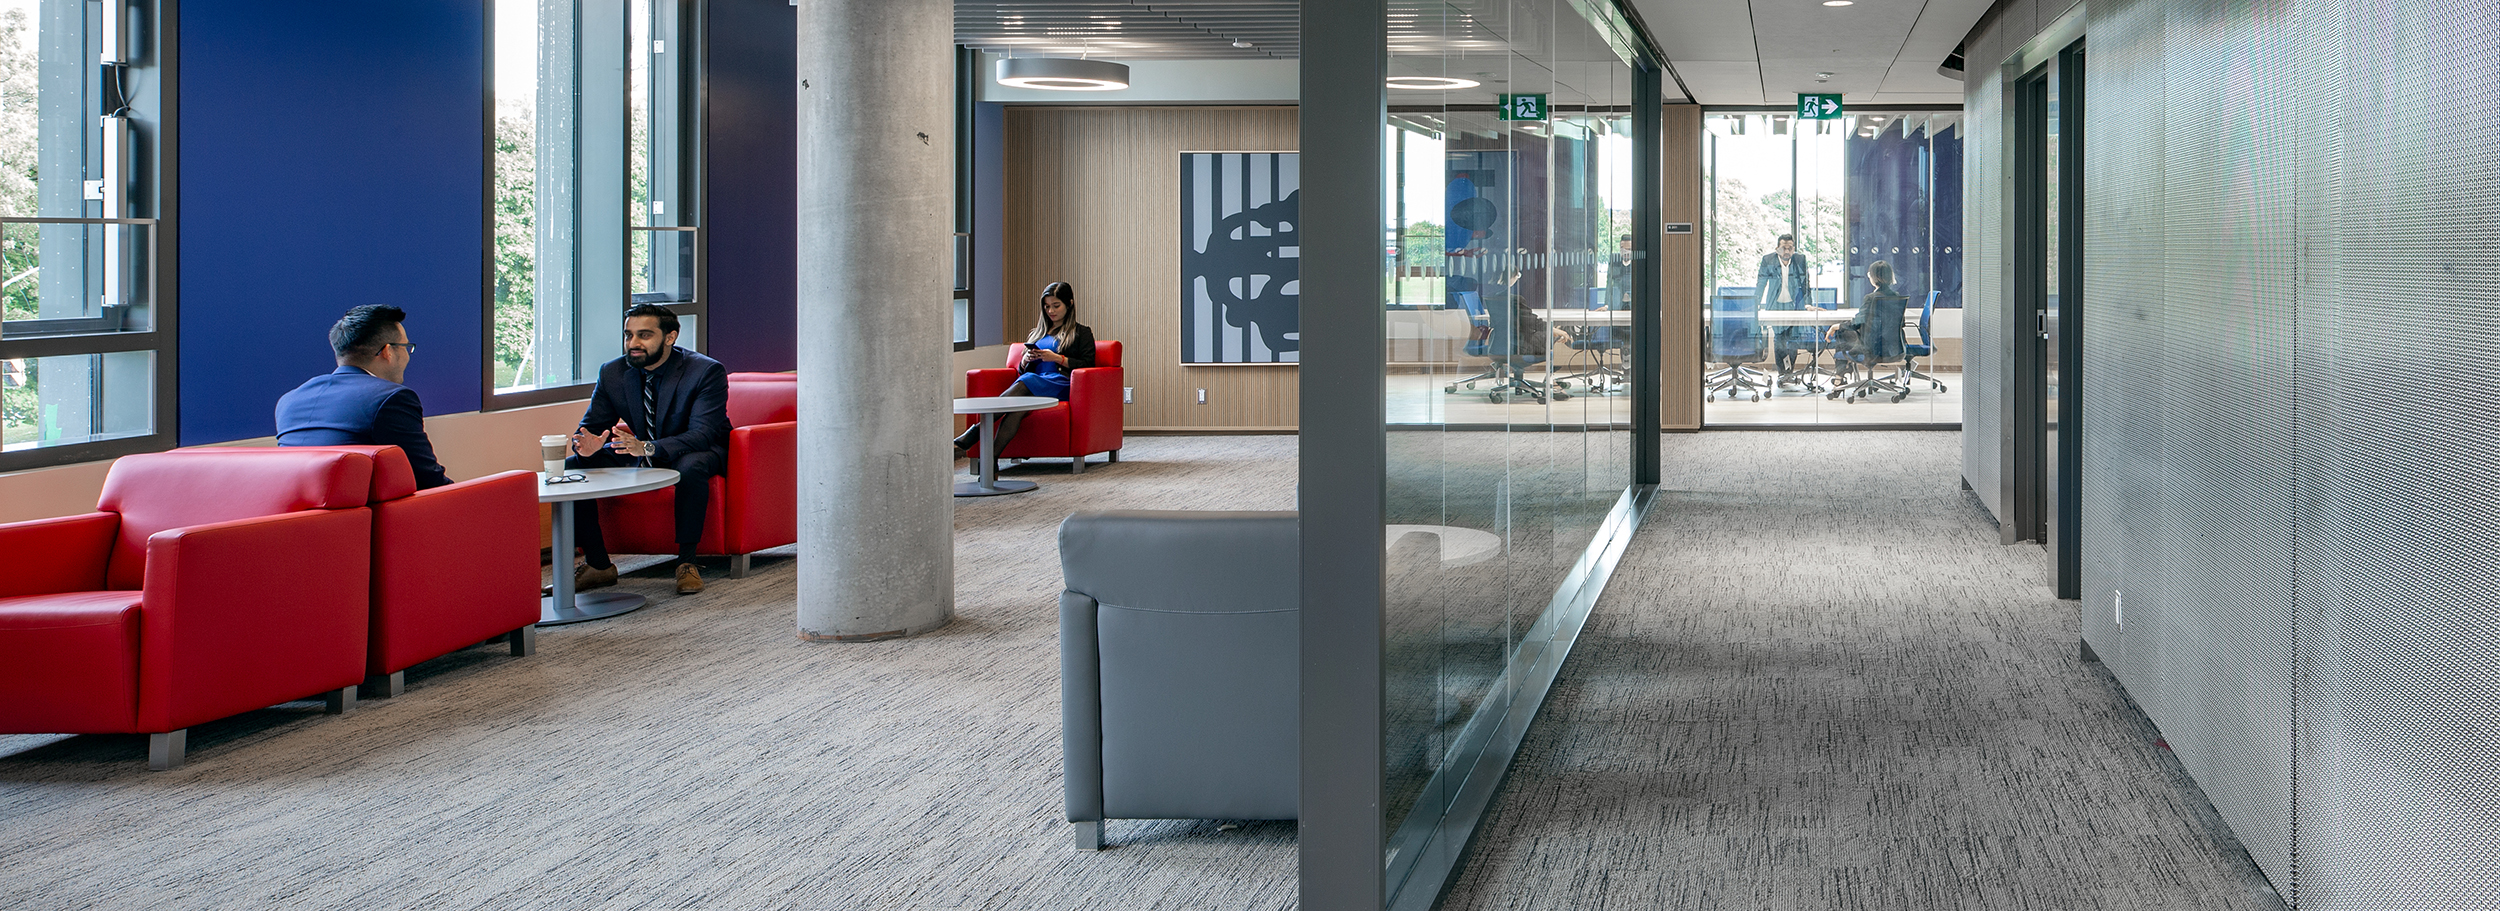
1498, 93, 1548, 121
1798, 93, 1843, 120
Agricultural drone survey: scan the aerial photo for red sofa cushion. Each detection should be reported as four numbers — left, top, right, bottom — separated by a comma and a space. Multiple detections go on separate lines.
98, 449, 374, 591
0, 592, 143, 732
727, 378, 798, 427
1002, 339, 1124, 369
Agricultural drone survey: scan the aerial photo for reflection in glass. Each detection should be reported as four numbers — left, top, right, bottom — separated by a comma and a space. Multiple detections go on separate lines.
1381, 0, 1638, 898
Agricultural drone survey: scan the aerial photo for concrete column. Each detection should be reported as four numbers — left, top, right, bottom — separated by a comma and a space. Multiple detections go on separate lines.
794, 0, 954, 641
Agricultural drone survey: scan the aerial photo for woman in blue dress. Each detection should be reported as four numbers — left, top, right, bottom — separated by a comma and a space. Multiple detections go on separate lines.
954, 281, 1098, 458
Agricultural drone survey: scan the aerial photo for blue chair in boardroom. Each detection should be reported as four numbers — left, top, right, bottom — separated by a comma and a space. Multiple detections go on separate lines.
1706, 293, 1771, 402
1900, 290, 1949, 395
1832, 290, 1914, 403
1441, 291, 1500, 394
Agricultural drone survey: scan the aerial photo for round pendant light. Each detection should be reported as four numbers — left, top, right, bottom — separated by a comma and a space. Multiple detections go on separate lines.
1386, 76, 1482, 90
996, 57, 1131, 91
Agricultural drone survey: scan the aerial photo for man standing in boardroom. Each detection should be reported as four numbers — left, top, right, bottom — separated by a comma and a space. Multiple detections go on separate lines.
275, 304, 452, 489
1756, 233, 1815, 378
565, 303, 729, 596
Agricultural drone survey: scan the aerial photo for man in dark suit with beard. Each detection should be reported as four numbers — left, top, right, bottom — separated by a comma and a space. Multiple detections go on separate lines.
563, 303, 730, 595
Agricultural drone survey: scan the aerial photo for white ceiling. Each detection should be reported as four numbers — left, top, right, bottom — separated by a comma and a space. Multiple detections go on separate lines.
1629, 0, 1986, 105
953, 0, 1988, 107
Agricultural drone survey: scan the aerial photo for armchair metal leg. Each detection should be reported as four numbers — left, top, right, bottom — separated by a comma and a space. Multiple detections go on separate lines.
323, 685, 357, 714
1073, 820, 1103, 851
364, 671, 406, 699
729, 554, 753, 579
1070, 457, 1084, 475
1107, 449, 1118, 463
148, 730, 187, 771
510, 624, 537, 656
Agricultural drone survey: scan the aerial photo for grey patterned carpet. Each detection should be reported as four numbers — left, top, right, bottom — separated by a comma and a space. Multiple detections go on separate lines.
1437, 431, 2287, 911
1, 431, 2284, 911
0, 436, 1300, 911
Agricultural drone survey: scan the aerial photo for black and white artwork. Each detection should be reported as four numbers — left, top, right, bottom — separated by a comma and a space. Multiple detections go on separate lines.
1180, 152, 1299, 364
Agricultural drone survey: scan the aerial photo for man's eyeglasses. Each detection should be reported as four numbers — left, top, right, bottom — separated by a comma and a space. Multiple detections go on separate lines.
386, 342, 417, 354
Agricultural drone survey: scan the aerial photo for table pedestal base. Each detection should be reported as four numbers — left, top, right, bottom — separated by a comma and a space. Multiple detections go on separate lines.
953, 477, 1037, 497
540, 590, 650, 626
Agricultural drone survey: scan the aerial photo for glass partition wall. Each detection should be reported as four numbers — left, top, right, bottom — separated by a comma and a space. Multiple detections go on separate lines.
1702, 109, 1963, 425
1378, 2, 1646, 906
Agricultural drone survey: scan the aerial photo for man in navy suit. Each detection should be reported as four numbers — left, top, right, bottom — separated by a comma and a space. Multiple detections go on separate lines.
274, 304, 453, 489
564, 303, 730, 595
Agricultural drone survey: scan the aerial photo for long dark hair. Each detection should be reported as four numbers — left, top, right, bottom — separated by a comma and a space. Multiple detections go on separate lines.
1029, 281, 1079, 347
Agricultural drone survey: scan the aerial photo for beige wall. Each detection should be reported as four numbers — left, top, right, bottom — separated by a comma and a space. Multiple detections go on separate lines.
0, 402, 587, 525
1003, 105, 1301, 432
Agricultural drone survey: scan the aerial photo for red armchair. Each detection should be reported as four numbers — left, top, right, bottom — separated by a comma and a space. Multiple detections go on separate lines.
0, 449, 376, 769
965, 339, 1125, 472
593, 375, 797, 577
352, 447, 541, 696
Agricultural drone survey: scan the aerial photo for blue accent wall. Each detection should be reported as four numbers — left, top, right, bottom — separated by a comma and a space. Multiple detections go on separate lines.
701, 0, 797, 373
178, 0, 487, 445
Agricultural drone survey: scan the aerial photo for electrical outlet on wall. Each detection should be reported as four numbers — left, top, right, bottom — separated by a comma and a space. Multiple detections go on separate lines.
1197, 388, 1207, 405
2113, 590, 2125, 631
1123, 386, 1133, 404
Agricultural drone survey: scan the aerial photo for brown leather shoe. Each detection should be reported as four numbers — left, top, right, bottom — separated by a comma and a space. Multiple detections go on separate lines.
575, 562, 618, 591
675, 563, 704, 595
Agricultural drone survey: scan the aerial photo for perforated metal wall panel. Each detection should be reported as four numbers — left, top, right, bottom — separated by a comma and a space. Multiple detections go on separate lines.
1962, 56, 2005, 523
1968, 0, 2500, 903
2292, 0, 2500, 902
2150, 0, 2303, 884
2076, 0, 2161, 719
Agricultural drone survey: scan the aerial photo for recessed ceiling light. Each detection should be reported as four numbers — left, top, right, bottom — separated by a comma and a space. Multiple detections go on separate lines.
1232, 39, 1254, 48
1823, 1, 1853, 6
1386, 76, 1482, 90
1816, 71, 1834, 78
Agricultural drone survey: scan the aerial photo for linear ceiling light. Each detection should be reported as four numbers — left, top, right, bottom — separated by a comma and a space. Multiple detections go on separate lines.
1386, 76, 1481, 90
996, 57, 1130, 91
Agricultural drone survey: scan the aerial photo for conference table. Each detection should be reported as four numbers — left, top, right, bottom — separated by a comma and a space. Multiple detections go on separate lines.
538, 466, 681, 626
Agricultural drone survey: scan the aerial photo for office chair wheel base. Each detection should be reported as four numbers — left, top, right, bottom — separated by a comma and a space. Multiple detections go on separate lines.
1488, 390, 1508, 404
1938, 383, 1949, 392
1892, 392, 1909, 403
1554, 390, 1571, 401
1445, 384, 1457, 393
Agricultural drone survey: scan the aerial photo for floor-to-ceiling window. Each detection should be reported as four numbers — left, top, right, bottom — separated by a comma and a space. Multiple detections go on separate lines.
1375, 2, 1649, 905
0, 0, 171, 469
1701, 108, 1962, 425
488, 0, 698, 405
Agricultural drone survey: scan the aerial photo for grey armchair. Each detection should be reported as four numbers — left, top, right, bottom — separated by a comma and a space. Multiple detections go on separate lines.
1059, 510, 1300, 850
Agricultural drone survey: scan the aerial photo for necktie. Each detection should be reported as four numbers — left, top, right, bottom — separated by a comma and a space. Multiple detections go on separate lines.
642, 370, 659, 465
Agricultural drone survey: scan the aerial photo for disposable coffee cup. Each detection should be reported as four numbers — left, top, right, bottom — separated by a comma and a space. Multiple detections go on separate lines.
540, 435, 568, 477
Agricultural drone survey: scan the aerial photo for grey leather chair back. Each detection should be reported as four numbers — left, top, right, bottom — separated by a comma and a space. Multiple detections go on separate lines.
1060, 510, 1299, 846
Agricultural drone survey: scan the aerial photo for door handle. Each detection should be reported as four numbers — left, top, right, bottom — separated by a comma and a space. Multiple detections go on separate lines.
2036, 309, 2050, 340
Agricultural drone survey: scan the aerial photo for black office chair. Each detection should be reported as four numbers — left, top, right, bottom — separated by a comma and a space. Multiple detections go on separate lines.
1831, 291, 1913, 403
1705, 294, 1770, 402
1900, 290, 1948, 395
1558, 288, 1626, 394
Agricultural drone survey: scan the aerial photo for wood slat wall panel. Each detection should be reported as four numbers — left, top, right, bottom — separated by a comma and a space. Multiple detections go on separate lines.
1661, 104, 1704, 430
1003, 106, 1301, 431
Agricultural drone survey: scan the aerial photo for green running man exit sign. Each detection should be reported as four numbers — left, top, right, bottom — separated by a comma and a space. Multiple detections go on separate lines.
1498, 93, 1548, 121
1798, 93, 1843, 120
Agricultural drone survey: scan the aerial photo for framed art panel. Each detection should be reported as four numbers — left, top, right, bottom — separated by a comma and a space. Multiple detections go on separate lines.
1180, 152, 1300, 364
